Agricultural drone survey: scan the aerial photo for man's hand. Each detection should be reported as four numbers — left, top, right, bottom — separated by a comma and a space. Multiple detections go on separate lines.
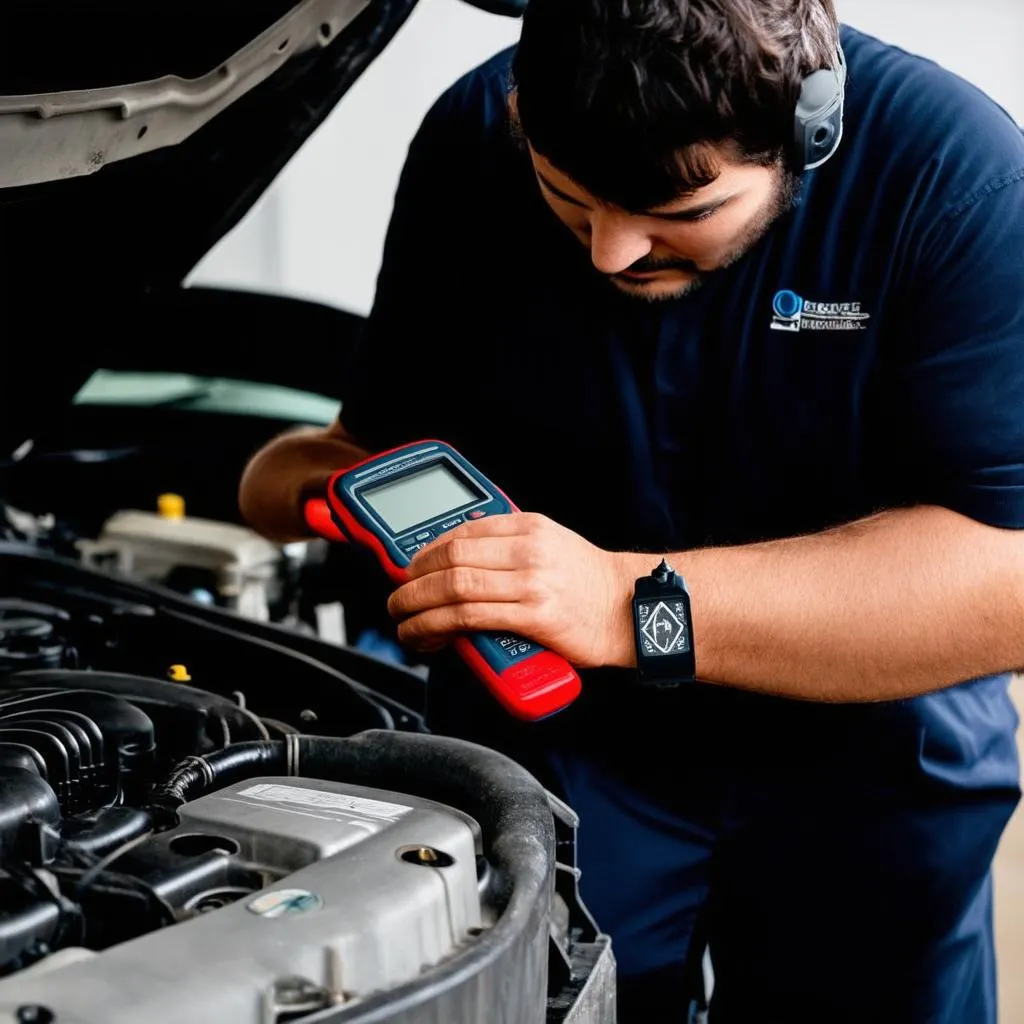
238, 419, 371, 543
387, 513, 632, 668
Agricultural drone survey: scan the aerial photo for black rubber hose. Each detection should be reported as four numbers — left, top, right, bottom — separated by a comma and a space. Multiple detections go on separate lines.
151, 742, 283, 811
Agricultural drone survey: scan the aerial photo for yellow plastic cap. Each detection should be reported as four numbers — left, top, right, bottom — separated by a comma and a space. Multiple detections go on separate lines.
158, 493, 185, 519
168, 664, 192, 682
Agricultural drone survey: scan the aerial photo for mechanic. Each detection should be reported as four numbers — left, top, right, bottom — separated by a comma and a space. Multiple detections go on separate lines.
238, 0, 1024, 1020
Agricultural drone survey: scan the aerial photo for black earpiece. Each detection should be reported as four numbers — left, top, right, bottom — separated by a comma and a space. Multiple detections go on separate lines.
795, 47, 847, 170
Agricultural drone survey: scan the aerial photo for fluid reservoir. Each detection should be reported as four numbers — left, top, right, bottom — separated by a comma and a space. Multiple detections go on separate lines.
76, 498, 284, 621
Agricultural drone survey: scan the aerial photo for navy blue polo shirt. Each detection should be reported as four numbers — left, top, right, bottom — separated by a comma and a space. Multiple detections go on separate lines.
341, 28, 1024, 757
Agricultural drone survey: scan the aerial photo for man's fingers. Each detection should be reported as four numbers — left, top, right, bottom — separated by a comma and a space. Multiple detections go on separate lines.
389, 567, 522, 617
406, 511, 543, 565
407, 534, 521, 578
397, 603, 528, 646
392, 514, 554, 650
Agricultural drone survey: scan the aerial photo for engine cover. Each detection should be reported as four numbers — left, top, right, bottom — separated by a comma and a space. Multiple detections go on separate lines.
0, 777, 482, 1022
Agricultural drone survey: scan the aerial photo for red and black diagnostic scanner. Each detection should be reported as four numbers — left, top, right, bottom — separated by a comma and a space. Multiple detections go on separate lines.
304, 440, 582, 721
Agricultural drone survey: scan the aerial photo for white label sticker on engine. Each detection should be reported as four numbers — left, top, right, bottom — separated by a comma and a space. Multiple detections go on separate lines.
237, 783, 413, 821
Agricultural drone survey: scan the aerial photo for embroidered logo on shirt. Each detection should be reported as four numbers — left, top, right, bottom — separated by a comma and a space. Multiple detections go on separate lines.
770, 290, 871, 333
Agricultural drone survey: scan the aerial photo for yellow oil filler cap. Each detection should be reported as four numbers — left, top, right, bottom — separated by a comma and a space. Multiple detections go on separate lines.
168, 664, 192, 683
157, 493, 185, 520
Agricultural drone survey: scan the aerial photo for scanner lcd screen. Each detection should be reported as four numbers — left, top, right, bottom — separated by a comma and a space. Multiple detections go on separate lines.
361, 463, 482, 535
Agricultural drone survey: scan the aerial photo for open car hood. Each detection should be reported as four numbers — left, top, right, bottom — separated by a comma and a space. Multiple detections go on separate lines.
0, 0, 426, 282
0, 0, 525, 459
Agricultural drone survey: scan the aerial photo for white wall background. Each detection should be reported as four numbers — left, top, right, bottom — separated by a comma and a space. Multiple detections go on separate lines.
189, 0, 1024, 316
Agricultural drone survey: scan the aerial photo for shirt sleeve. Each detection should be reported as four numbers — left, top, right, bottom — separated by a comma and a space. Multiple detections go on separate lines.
891, 170, 1024, 528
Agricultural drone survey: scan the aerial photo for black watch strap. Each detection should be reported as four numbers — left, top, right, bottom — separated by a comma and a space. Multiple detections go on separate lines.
632, 559, 696, 686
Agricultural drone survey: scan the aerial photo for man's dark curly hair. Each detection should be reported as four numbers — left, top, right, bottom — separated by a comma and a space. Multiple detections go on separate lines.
510, 0, 841, 210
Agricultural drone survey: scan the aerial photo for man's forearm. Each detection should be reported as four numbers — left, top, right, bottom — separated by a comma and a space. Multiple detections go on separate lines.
611, 505, 1024, 701
238, 423, 370, 542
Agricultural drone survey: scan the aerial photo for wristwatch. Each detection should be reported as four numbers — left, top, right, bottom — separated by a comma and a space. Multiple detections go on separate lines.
632, 559, 696, 686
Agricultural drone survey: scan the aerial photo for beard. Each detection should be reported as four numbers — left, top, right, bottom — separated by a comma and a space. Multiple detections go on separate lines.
608, 167, 802, 303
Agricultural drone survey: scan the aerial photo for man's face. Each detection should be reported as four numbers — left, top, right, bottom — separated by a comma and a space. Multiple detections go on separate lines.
529, 145, 796, 301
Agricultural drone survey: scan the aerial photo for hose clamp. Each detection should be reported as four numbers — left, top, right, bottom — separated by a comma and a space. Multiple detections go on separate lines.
285, 734, 300, 776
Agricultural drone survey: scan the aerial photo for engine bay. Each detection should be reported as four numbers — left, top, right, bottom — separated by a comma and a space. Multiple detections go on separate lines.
0, 527, 614, 1023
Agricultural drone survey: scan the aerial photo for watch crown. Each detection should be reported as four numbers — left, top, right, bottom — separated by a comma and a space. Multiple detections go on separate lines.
652, 558, 674, 583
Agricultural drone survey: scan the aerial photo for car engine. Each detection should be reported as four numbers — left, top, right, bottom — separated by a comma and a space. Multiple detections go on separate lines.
0, 511, 615, 1024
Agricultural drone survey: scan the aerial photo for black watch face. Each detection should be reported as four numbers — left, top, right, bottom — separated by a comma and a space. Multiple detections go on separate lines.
636, 599, 691, 657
